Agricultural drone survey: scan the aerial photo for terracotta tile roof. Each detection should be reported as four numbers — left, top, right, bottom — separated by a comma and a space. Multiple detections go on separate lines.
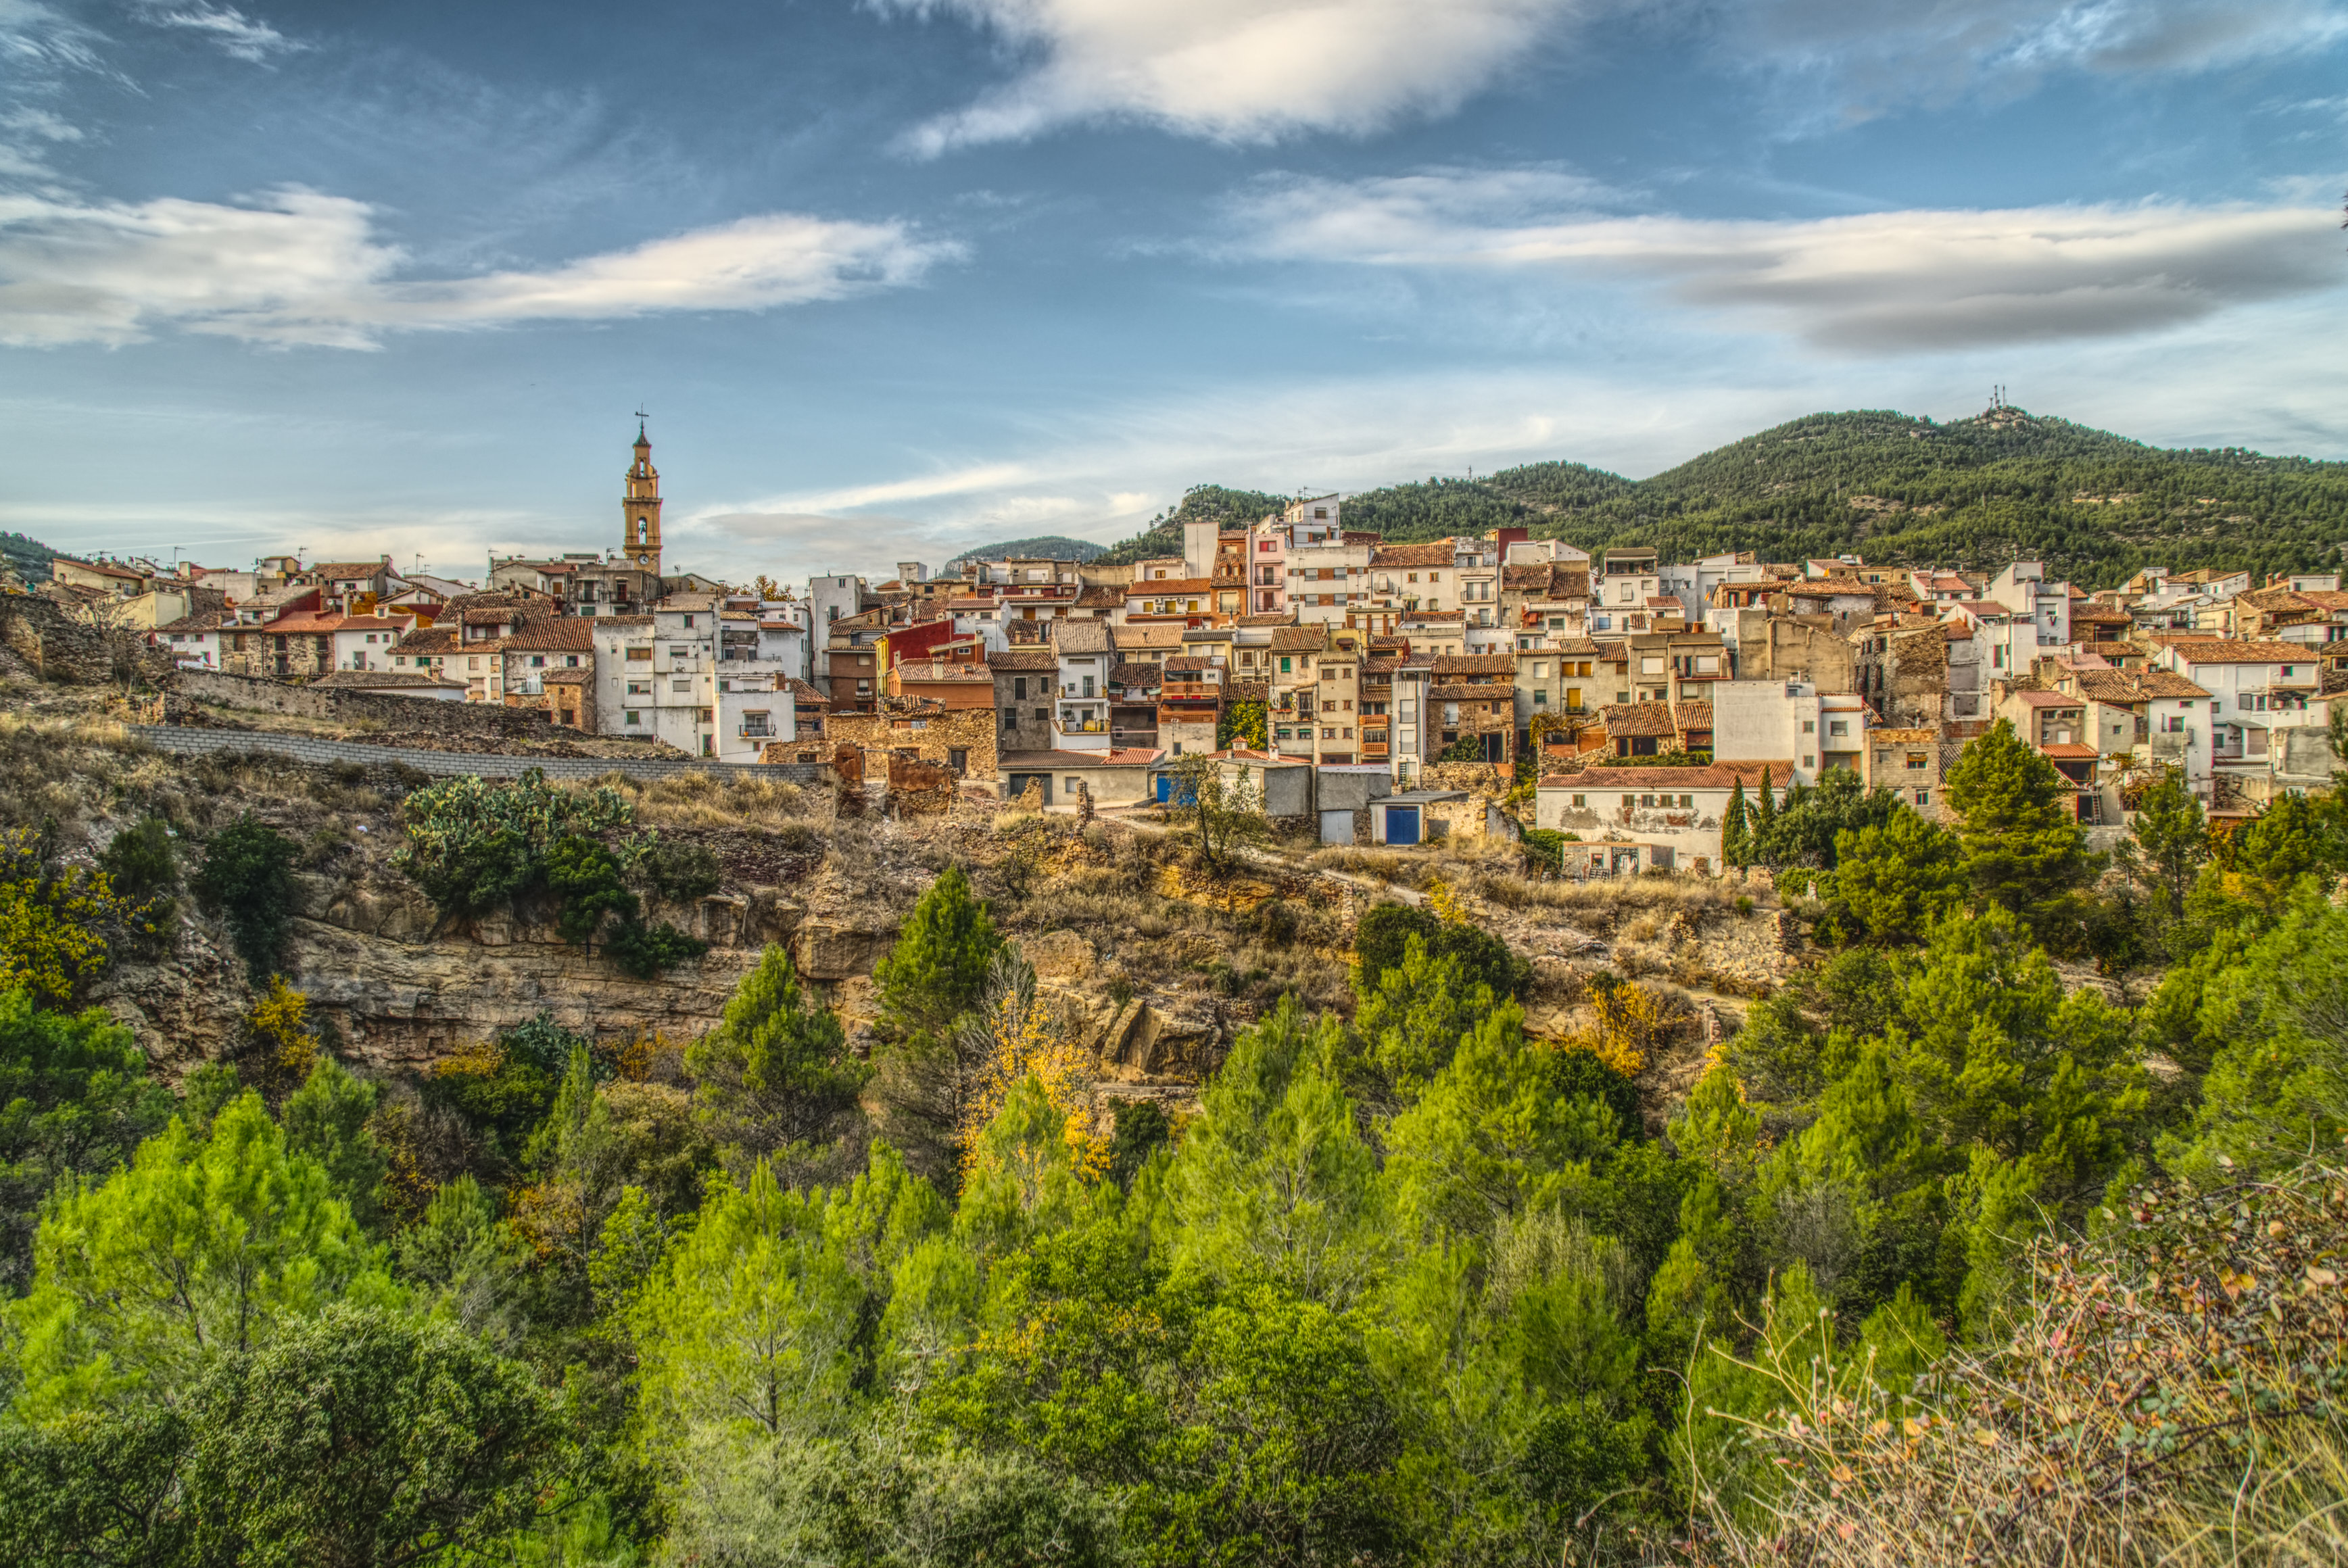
2014, 690, 2081, 707
2074, 668, 2208, 702
1225, 679, 1270, 702
1164, 656, 1213, 674
1109, 662, 1163, 687
894, 661, 993, 683
2165, 638, 2309, 664
1270, 627, 1326, 652
265, 611, 346, 634
988, 647, 1058, 671
1236, 613, 1292, 627
499, 616, 598, 652
784, 677, 828, 706
1673, 700, 1713, 729
2299, 590, 2348, 611
1433, 653, 1515, 676
1073, 585, 1124, 608
394, 627, 459, 655
1872, 727, 1938, 743
311, 560, 390, 578
1126, 577, 1214, 595
1113, 624, 1184, 648
1544, 638, 1602, 656
1362, 657, 1404, 674
1599, 701, 1677, 737
541, 668, 596, 685
2040, 743, 2100, 760
1369, 541, 1456, 569
1049, 619, 1113, 654
1402, 608, 1464, 624
1431, 684, 1513, 701
155, 612, 234, 633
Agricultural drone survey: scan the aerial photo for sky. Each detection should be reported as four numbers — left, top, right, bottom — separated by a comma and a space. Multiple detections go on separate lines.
2, 0, 2345, 582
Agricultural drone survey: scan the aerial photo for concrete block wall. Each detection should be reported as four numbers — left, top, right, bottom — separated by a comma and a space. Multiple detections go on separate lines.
128, 725, 824, 785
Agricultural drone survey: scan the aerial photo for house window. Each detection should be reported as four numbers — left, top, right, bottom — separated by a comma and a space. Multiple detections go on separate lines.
1801, 718, 1815, 733
1014, 677, 1028, 700
1828, 720, 1848, 737
1915, 789, 1930, 807
1571, 794, 1585, 808
1905, 752, 1927, 770
1533, 691, 1547, 705
1680, 794, 1694, 808
1802, 754, 1816, 769
625, 710, 642, 726
1280, 656, 1292, 672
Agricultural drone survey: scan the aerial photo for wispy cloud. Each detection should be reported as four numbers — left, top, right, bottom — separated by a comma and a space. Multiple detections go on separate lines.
133, 3, 300, 62
1732, 0, 2348, 124
0, 188, 962, 347
1223, 169, 2348, 352
874, 0, 1590, 153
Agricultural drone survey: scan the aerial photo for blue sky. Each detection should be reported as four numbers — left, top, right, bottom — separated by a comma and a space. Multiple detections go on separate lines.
3, 0, 2345, 581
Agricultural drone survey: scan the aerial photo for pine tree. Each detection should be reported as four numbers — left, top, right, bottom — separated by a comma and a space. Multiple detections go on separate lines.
1827, 808, 1965, 945
2159, 894, 2348, 1181
2129, 764, 2206, 923
1944, 718, 2094, 929
875, 865, 1001, 1042
281, 1056, 389, 1234
9, 1092, 393, 1419
689, 944, 867, 1169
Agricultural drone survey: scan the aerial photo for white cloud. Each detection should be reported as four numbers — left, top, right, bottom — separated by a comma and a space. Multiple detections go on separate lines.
0, 188, 961, 347
875, 0, 1587, 153
136, 3, 300, 62
1225, 170, 2348, 352
1732, 0, 2348, 121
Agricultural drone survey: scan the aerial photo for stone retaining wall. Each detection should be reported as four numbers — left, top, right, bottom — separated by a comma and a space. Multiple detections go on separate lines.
172, 668, 551, 737
128, 725, 824, 785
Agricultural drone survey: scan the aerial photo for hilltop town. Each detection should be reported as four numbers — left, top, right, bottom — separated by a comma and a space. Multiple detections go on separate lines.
18, 422, 2341, 876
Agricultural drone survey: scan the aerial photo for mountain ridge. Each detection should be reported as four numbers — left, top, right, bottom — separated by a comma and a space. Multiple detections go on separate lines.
1103, 408, 2348, 591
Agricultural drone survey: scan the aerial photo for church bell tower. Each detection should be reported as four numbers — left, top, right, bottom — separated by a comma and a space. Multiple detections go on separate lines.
623, 419, 663, 575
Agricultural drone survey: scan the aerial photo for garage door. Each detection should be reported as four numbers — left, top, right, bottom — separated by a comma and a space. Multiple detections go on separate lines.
1007, 774, 1053, 805
1386, 806, 1420, 845
1318, 809, 1354, 845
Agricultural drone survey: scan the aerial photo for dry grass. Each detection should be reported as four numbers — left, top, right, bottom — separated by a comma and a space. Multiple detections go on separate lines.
600, 770, 815, 831
1307, 844, 1427, 885
1470, 869, 1739, 926
1691, 1162, 2348, 1567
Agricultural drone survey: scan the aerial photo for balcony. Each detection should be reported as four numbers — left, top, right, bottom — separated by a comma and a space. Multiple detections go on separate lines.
736, 724, 776, 740
1058, 720, 1107, 735
1161, 680, 1220, 700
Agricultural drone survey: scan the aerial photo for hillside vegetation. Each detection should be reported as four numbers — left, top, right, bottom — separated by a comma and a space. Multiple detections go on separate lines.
1119, 408, 2348, 589
941, 534, 1107, 568
1, 532, 53, 581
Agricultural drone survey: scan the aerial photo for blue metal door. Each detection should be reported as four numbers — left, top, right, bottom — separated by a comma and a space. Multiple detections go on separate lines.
1387, 806, 1420, 845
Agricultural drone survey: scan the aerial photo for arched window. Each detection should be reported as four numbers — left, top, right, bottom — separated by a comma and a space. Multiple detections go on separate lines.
637, 518, 648, 542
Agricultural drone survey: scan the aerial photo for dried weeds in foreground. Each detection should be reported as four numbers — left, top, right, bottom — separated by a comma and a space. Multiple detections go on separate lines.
1686, 1161, 2348, 1567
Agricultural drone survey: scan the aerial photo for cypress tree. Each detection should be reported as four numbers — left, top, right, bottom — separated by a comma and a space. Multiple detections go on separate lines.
1722, 779, 1750, 869
1752, 766, 1777, 865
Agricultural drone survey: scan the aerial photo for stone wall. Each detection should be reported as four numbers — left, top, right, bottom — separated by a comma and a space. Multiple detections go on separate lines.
1734, 611, 1859, 692
170, 668, 561, 737
827, 702, 1000, 780
0, 593, 113, 683
128, 724, 825, 784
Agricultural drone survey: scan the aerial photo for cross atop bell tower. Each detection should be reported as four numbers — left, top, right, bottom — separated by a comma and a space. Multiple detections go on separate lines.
623, 416, 663, 576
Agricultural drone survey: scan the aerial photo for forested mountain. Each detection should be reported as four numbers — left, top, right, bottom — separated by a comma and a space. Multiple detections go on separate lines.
1111, 408, 2348, 589
0, 531, 53, 581
941, 534, 1107, 567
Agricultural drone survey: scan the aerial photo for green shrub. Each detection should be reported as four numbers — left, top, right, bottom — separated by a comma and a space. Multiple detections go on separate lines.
544, 835, 638, 947
604, 918, 709, 979
193, 815, 295, 984
642, 838, 723, 902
